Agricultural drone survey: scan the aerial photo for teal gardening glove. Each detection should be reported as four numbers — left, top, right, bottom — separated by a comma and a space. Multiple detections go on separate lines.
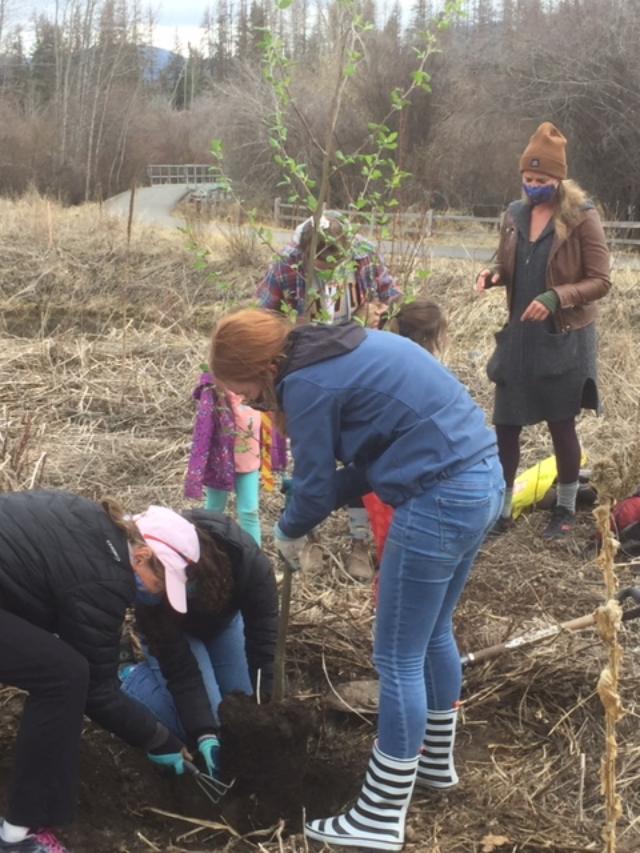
147, 750, 185, 775
197, 734, 221, 777
147, 729, 186, 775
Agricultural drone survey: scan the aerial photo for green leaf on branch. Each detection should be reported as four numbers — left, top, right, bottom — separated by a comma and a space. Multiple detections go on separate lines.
390, 88, 410, 110
210, 139, 224, 160
412, 68, 432, 91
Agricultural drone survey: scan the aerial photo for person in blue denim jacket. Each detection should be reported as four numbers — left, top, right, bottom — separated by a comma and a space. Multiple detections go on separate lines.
209, 308, 505, 853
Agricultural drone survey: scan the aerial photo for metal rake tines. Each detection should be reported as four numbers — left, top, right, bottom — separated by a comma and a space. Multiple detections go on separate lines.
184, 759, 235, 805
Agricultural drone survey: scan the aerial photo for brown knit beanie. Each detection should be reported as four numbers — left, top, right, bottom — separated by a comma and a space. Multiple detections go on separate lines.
519, 122, 568, 179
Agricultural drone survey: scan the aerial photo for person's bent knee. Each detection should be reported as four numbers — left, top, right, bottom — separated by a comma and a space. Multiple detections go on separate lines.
39, 646, 90, 700
59, 655, 90, 702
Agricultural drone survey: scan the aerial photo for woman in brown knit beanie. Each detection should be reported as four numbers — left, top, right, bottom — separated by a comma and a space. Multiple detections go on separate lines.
475, 121, 611, 540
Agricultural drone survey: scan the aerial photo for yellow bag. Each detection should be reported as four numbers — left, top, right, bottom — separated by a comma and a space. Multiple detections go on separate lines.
511, 453, 587, 519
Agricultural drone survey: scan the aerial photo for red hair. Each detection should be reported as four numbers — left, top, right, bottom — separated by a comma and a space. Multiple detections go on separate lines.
209, 308, 293, 385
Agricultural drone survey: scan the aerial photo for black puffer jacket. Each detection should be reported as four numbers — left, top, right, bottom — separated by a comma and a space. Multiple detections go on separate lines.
0, 490, 160, 750
135, 511, 278, 739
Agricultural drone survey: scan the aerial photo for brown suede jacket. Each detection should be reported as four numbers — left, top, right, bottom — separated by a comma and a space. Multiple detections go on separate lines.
493, 201, 611, 332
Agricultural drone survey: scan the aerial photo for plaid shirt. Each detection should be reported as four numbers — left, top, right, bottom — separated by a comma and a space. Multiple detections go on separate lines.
257, 239, 401, 317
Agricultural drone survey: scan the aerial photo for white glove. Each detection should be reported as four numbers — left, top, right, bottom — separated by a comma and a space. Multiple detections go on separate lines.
273, 524, 307, 571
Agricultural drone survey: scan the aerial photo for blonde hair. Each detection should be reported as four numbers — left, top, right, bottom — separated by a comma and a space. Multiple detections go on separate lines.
209, 308, 293, 386
522, 178, 590, 241
553, 179, 589, 241
101, 498, 164, 577
101, 497, 145, 545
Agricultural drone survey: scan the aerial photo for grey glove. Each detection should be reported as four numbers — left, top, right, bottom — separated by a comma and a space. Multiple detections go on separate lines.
273, 523, 306, 571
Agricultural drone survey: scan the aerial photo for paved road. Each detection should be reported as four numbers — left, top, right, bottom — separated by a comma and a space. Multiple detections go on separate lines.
101, 190, 494, 262
103, 186, 639, 270
256, 226, 496, 263
104, 184, 191, 229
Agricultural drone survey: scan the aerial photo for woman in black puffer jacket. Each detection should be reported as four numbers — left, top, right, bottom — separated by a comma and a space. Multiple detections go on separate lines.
0, 491, 199, 853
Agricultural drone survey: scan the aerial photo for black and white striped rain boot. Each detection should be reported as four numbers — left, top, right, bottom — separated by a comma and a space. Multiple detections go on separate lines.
415, 707, 459, 790
304, 741, 419, 851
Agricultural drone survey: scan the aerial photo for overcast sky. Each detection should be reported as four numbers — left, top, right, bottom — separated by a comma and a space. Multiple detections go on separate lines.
20, 1, 223, 51
18, 0, 414, 53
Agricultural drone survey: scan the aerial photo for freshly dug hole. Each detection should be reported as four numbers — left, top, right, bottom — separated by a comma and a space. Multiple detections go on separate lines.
218, 693, 367, 832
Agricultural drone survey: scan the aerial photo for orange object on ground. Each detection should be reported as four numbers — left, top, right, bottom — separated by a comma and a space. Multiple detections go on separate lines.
362, 493, 394, 561
260, 412, 274, 491
363, 493, 394, 611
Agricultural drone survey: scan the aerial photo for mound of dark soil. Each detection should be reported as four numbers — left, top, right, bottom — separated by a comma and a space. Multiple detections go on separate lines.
218, 693, 367, 833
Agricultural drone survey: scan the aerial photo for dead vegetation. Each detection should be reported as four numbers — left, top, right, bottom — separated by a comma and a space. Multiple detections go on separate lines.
0, 195, 640, 851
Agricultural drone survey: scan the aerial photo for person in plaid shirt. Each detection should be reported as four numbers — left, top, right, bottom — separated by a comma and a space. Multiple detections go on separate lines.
257, 211, 402, 581
257, 211, 401, 327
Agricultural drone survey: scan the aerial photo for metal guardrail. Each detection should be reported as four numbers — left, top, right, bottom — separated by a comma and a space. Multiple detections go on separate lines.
273, 200, 436, 239
272, 199, 640, 247
147, 164, 220, 187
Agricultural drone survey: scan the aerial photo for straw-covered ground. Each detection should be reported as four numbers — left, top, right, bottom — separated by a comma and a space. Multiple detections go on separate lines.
0, 194, 639, 852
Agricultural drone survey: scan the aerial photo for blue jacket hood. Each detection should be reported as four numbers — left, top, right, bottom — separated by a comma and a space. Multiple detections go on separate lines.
276, 322, 366, 387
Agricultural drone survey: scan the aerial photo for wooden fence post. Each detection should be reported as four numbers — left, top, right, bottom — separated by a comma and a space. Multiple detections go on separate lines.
126, 181, 136, 246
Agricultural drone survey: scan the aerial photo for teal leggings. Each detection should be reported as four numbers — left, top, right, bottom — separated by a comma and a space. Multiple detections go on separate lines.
205, 470, 261, 545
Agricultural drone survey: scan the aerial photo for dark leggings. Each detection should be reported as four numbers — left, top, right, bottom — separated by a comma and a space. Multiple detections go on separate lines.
0, 608, 90, 828
496, 417, 581, 488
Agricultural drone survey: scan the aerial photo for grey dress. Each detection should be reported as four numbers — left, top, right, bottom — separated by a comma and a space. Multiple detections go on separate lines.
491, 202, 599, 426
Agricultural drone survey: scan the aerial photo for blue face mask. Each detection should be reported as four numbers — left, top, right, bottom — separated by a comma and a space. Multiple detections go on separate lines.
134, 572, 163, 606
523, 182, 557, 206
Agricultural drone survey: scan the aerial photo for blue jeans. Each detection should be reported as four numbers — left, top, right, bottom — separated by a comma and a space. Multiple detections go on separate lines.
120, 613, 252, 740
374, 455, 504, 759
205, 470, 261, 545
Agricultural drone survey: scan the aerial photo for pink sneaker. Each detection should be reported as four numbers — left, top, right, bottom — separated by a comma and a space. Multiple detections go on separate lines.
0, 831, 69, 853
31, 832, 68, 853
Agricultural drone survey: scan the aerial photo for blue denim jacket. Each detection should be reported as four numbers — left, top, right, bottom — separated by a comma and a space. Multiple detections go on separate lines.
278, 329, 497, 538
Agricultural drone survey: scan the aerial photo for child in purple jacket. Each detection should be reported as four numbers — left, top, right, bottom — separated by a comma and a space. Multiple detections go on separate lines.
184, 372, 286, 545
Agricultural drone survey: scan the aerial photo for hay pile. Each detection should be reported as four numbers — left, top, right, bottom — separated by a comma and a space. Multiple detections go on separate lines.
1, 194, 639, 851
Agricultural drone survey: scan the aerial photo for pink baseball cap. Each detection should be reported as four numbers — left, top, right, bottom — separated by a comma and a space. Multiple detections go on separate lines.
133, 506, 200, 613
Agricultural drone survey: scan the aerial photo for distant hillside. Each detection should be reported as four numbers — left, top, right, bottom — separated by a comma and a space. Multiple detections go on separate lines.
142, 45, 182, 79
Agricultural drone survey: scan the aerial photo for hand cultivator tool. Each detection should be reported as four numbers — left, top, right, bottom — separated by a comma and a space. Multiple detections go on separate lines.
184, 759, 234, 806
327, 586, 640, 714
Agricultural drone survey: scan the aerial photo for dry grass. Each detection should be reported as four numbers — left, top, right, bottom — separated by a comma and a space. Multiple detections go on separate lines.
1, 194, 639, 851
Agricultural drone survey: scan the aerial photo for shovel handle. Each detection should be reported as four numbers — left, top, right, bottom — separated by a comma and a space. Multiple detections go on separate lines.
462, 597, 640, 667
272, 558, 294, 702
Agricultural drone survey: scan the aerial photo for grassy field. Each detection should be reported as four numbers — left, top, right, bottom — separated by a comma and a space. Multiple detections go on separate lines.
0, 194, 639, 852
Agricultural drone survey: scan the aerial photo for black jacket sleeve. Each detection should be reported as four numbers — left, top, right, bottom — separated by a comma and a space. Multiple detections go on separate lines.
56, 581, 161, 749
181, 510, 279, 698
135, 603, 218, 740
